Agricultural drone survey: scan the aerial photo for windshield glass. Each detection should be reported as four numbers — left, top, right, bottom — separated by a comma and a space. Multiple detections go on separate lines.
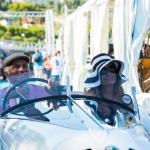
0, 71, 64, 112
0, 70, 149, 137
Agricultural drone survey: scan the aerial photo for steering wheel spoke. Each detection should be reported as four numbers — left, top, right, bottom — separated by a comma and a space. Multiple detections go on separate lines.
3, 78, 48, 111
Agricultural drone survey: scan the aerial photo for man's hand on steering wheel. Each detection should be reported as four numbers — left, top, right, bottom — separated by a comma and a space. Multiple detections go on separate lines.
45, 78, 62, 95
47, 99, 61, 111
45, 78, 62, 110
24, 108, 50, 121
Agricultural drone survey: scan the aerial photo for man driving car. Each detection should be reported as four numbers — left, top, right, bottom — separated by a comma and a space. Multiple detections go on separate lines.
0, 53, 60, 114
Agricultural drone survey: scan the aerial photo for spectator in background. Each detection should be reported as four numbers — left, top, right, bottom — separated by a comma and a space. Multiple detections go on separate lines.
140, 44, 150, 59
43, 54, 52, 80
32, 49, 43, 78
50, 51, 62, 83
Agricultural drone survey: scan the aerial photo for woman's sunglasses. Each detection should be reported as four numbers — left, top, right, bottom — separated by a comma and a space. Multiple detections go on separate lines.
100, 65, 117, 76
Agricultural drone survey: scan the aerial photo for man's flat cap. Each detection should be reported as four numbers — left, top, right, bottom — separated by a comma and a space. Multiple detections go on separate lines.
2, 53, 30, 69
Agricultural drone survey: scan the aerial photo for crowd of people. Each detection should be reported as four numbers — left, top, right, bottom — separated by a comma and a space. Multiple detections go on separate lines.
31, 49, 65, 83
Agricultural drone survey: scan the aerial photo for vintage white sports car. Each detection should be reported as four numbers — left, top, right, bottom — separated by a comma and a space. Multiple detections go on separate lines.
0, 72, 150, 150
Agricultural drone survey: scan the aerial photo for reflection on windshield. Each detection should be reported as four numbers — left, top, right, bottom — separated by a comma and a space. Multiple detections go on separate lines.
0, 71, 64, 113
1, 85, 150, 140
0, 71, 135, 112
0, 95, 137, 129
7, 71, 33, 86
3, 98, 102, 130
0, 70, 149, 140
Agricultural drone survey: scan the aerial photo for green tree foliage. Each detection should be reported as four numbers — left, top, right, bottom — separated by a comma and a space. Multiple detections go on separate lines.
0, 25, 45, 42
8, 3, 36, 11
2, 1, 86, 14
0, 25, 7, 38
11, 35, 22, 41
56, 1, 61, 15
0, 0, 86, 43
0, 0, 3, 8
24, 37, 38, 42
64, 0, 81, 10
8, 26, 25, 36
0, 25, 6, 32
28, 26, 45, 39
0, 2, 9, 11
8, 2, 53, 12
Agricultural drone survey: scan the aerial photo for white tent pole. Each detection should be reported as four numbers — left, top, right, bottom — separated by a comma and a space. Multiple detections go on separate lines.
45, 10, 55, 55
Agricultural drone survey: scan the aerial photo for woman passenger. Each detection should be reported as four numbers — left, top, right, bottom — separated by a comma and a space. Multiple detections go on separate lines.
84, 53, 132, 124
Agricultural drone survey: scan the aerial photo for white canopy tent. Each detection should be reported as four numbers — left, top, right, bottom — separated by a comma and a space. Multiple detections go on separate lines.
90, 0, 109, 59
45, 10, 55, 55
63, 13, 75, 85
113, 0, 150, 94
63, 6, 89, 90
63, 0, 109, 90
112, 0, 150, 129
72, 7, 89, 91
61, 0, 150, 132
62, 0, 150, 92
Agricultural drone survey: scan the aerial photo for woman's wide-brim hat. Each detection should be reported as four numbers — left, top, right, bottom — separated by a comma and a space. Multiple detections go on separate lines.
84, 53, 127, 88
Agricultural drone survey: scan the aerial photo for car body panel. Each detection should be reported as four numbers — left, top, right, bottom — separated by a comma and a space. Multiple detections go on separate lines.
0, 119, 150, 150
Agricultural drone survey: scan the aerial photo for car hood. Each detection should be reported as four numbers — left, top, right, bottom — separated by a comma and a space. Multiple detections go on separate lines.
1, 119, 150, 150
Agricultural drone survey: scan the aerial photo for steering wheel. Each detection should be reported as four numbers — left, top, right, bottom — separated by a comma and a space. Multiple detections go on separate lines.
3, 78, 48, 110
3, 77, 68, 118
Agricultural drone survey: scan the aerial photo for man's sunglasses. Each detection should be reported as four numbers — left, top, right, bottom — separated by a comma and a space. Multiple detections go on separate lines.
100, 65, 117, 76
10, 63, 29, 70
